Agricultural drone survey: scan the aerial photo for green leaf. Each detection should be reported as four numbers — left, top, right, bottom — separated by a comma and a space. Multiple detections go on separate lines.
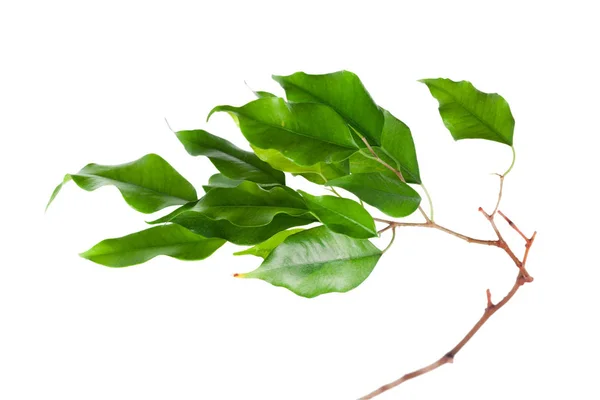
47, 154, 197, 214
252, 146, 349, 184
149, 182, 317, 245
174, 129, 284, 185
380, 109, 421, 184
420, 78, 515, 146
174, 181, 312, 227
208, 97, 358, 166
328, 173, 421, 218
254, 90, 277, 98
158, 211, 314, 245
238, 226, 382, 298
202, 173, 244, 192
298, 191, 376, 239
80, 224, 225, 268
273, 70, 384, 145
234, 229, 304, 259
349, 147, 400, 177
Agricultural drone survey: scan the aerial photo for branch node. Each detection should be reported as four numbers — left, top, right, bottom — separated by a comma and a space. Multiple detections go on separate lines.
486, 288, 495, 310
444, 353, 455, 363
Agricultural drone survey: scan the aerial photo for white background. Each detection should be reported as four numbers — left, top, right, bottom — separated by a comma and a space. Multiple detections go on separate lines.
1, 1, 599, 399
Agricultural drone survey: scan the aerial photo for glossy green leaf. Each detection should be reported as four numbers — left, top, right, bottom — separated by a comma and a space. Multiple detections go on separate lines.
202, 173, 244, 192
298, 191, 376, 239
174, 129, 284, 185
238, 226, 382, 298
254, 90, 277, 98
380, 109, 421, 184
273, 70, 384, 144
420, 78, 515, 146
328, 173, 421, 218
177, 181, 312, 227
80, 224, 225, 268
234, 228, 304, 259
349, 147, 400, 177
47, 154, 197, 213
252, 146, 349, 184
157, 210, 314, 245
208, 97, 358, 166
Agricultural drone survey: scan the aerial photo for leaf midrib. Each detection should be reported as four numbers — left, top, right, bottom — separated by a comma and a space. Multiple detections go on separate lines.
231, 106, 358, 150
74, 173, 194, 203
260, 252, 381, 272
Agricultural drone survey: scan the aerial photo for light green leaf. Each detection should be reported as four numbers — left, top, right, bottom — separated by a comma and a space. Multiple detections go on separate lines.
328, 173, 421, 218
273, 70, 384, 144
202, 173, 244, 192
298, 191, 376, 239
238, 226, 382, 298
175, 129, 284, 185
420, 78, 515, 146
254, 90, 277, 98
47, 154, 197, 214
380, 109, 421, 184
208, 97, 358, 166
234, 229, 304, 258
80, 224, 225, 268
349, 147, 400, 177
252, 146, 349, 184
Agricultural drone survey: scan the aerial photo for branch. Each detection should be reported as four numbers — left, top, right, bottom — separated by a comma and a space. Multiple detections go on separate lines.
359, 223, 537, 400
360, 137, 431, 223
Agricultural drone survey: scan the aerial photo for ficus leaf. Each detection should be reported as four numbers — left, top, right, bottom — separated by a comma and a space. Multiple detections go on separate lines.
272, 70, 384, 145
47, 154, 197, 214
420, 78, 515, 146
349, 147, 401, 177
328, 173, 421, 218
252, 146, 349, 184
167, 181, 313, 227
380, 109, 421, 184
298, 191, 377, 239
80, 224, 225, 268
237, 226, 382, 298
157, 211, 314, 245
234, 228, 305, 259
208, 97, 359, 166
174, 129, 285, 185
202, 173, 244, 192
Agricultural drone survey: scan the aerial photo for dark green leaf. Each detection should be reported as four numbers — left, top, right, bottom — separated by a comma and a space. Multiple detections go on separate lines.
380, 109, 421, 184
175, 129, 284, 185
234, 228, 304, 258
328, 173, 421, 218
208, 97, 358, 166
158, 211, 314, 245
252, 146, 349, 184
238, 226, 382, 298
298, 191, 376, 239
420, 78, 515, 146
175, 181, 312, 227
47, 154, 197, 214
202, 173, 244, 192
80, 224, 225, 268
273, 70, 384, 144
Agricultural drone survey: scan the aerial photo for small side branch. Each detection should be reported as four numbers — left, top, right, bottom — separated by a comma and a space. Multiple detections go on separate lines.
360, 209, 536, 399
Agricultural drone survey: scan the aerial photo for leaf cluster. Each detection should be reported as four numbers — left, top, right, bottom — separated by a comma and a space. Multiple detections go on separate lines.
48, 71, 516, 298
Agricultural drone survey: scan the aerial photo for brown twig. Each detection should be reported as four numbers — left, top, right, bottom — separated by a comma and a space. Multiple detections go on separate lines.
360, 218, 536, 399
362, 162, 536, 399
